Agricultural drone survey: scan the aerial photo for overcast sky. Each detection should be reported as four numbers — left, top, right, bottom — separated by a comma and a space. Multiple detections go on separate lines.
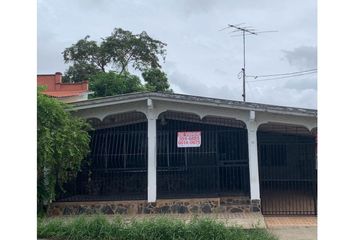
38, 0, 317, 109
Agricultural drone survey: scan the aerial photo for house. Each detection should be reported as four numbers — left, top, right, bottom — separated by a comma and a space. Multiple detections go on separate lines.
48, 92, 317, 216
37, 72, 91, 103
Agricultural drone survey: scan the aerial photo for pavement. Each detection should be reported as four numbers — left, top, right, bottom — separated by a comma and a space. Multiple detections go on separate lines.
265, 216, 317, 240
265, 216, 317, 228
269, 227, 317, 240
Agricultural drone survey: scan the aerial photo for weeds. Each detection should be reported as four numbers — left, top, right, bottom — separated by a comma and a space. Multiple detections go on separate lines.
38, 215, 277, 240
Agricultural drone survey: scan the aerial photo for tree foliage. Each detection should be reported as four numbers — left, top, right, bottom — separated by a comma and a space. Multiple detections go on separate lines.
37, 89, 91, 212
142, 68, 173, 92
89, 71, 145, 98
63, 28, 167, 82
62, 62, 100, 83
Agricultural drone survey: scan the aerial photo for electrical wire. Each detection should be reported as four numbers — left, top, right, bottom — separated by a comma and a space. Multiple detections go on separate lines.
247, 69, 317, 79
247, 71, 317, 82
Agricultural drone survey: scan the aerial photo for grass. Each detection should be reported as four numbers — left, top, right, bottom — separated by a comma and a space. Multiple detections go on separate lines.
38, 215, 278, 240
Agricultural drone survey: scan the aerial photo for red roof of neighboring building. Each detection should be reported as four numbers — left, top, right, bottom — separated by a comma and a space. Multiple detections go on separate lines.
37, 72, 90, 98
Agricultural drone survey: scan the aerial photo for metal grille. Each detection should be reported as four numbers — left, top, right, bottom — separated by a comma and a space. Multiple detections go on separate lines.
57, 121, 148, 202
156, 116, 249, 198
258, 130, 317, 215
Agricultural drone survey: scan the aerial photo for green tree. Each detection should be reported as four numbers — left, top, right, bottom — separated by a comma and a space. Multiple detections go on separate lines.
62, 28, 167, 82
89, 71, 145, 98
62, 62, 100, 83
142, 68, 173, 92
37, 88, 91, 213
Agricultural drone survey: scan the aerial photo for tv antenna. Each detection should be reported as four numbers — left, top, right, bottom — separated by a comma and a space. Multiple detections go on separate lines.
220, 23, 277, 102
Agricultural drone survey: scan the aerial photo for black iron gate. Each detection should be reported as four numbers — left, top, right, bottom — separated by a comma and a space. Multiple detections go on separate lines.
156, 116, 250, 198
258, 131, 317, 215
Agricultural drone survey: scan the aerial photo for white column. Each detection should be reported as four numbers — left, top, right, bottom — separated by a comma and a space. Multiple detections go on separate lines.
247, 111, 260, 200
147, 99, 157, 202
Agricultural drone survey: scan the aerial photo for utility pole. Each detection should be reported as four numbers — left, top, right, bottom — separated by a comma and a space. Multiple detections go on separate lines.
221, 23, 277, 102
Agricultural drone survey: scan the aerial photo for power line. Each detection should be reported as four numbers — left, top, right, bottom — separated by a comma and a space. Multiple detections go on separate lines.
247, 69, 317, 79
247, 72, 316, 82
247, 71, 317, 82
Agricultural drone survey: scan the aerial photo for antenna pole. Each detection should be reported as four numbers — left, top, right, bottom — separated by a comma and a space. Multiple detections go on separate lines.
221, 23, 276, 102
242, 30, 246, 102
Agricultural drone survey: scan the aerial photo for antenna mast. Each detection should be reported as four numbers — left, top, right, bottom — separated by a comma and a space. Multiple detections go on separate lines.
221, 23, 277, 102
242, 28, 246, 102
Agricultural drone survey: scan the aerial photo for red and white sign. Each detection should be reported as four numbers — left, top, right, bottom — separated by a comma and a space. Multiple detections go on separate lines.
177, 131, 201, 148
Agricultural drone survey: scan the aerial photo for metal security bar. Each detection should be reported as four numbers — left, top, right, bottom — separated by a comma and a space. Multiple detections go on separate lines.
57, 121, 148, 202
258, 130, 317, 215
156, 115, 250, 199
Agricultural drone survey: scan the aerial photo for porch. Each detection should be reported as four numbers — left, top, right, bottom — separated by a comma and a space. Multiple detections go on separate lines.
54, 92, 317, 216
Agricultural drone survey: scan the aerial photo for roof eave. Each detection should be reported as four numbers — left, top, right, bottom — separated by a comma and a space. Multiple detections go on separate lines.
69, 92, 317, 118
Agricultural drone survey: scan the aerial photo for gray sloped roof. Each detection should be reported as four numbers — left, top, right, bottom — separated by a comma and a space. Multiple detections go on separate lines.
70, 91, 317, 117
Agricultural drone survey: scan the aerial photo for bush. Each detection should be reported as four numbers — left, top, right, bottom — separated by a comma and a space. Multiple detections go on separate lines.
37, 89, 91, 213
37, 215, 278, 240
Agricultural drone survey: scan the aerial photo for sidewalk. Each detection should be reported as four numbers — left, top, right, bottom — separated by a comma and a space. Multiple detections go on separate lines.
265, 217, 317, 240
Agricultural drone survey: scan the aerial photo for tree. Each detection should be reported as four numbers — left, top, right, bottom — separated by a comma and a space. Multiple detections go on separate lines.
89, 71, 145, 98
104, 28, 167, 73
37, 88, 91, 213
62, 62, 100, 83
142, 68, 173, 92
62, 28, 167, 82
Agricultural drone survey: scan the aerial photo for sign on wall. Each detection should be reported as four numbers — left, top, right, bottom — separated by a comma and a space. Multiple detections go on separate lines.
177, 131, 201, 148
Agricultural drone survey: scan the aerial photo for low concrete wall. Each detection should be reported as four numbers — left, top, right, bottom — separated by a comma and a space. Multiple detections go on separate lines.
48, 196, 261, 216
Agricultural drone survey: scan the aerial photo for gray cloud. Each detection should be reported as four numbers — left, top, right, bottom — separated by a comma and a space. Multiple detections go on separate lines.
283, 46, 317, 69
284, 77, 317, 91
38, 0, 317, 109
169, 69, 317, 109
168, 70, 242, 100
178, 0, 218, 15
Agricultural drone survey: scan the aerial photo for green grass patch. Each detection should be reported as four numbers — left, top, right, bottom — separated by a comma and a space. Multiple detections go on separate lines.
38, 215, 277, 240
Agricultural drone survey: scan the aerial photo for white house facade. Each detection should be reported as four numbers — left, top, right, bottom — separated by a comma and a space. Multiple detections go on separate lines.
49, 92, 317, 216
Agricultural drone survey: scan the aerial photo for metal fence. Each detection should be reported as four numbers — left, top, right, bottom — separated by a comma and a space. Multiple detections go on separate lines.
57, 112, 251, 202
57, 121, 148, 202
156, 117, 250, 198
258, 130, 317, 215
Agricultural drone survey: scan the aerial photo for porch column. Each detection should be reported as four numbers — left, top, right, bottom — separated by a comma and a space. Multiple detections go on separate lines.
147, 99, 157, 202
247, 111, 260, 201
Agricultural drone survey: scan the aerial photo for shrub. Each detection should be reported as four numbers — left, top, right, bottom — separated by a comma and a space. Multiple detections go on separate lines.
37, 215, 278, 240
37, 89, 91, 213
